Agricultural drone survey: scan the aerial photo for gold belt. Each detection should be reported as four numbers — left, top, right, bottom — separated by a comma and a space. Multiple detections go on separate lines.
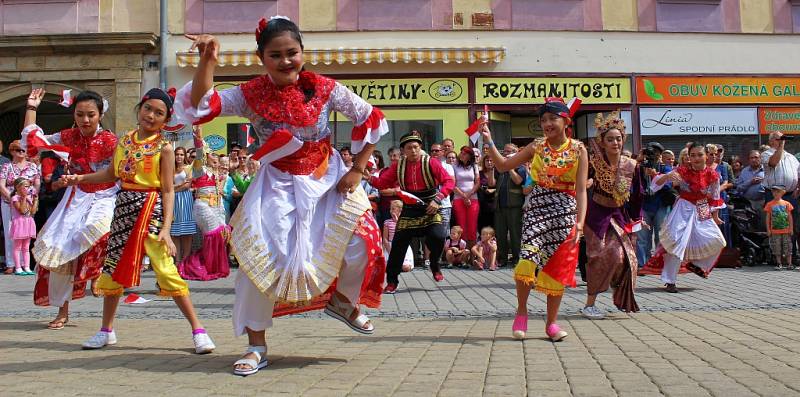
196, 193, 220, 207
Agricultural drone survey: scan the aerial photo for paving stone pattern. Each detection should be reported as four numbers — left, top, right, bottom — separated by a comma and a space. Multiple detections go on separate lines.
1, 267, 800, 396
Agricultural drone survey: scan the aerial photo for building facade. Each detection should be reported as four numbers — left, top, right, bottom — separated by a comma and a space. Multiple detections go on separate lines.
1, 0, 798, 158
164, 0, 800, 157
0, 0, 177, 141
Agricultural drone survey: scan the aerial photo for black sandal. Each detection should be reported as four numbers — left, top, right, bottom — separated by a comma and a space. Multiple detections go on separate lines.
686, 263, 707, 279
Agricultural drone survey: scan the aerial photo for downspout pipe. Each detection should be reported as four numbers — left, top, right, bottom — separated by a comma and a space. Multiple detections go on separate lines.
159, 0, 168, 90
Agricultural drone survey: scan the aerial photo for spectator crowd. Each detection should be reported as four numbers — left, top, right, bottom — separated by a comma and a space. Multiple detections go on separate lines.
1, 129, 796, 277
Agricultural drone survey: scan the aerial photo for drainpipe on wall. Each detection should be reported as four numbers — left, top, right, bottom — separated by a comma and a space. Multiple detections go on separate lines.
159, 0, 168, 90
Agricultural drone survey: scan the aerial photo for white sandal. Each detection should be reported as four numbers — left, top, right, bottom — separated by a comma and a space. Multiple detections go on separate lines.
233, 345, 268, 376
324, 294, 374, 335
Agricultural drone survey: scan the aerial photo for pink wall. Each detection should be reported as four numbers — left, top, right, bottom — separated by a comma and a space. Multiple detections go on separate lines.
491, 0, 512, 30
637, 0, 657, 31
583, 0, 602, 30
336, 0, 358, 31
655, 2, 723, 32
356, 0, 432, 30
773, 0, 794, 33
180, 0, 791, 34
510, 0, 585, 30
185, 0, 299, 34
794, 5, 800, 33
1, 0, 99, 35
431, 0, 452, 30
720, 0, 741, 33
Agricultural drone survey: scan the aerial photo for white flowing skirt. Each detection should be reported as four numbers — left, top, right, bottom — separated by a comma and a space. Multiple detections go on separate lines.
659, 198, 726, 261
229, 151, 372, 304
33, 185, 118, 273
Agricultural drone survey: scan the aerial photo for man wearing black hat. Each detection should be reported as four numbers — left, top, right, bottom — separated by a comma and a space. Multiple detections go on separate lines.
371, 132, 455, 293
636, 142, 674, 267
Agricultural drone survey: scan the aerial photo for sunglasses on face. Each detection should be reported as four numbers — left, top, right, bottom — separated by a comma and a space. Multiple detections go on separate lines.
431, 149, 441, 152
12, 149, 24, 153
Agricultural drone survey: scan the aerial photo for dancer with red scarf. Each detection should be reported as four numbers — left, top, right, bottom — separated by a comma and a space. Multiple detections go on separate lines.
647, 142, 726, 293
181, 16, 387, 375
22, 88, 117, 331
481, 97, 588, 341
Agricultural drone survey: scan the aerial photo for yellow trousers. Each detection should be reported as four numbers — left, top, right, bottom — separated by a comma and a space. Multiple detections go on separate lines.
96, 233, 189, 297
514, 259, 565, 296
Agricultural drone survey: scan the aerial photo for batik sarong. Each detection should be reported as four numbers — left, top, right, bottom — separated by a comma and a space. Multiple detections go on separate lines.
514, 184, 579, 296
103, 189, 162, 288
585, 219, 639, 312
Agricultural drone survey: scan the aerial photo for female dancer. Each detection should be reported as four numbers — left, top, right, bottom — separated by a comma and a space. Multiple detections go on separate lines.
171, 145, 196, 265
480, 97, 587, 341
23, 88, 117, 330
180, 16, 387, 375
651, 142, 725, 292
64, 88, 215, 353
177, 127, 230, 281
581, 111, 644, 319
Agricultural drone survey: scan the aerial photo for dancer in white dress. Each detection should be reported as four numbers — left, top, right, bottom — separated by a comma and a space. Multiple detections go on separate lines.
178, 127, 230, 281
23, 88, 118, 330
652, 142, 726, 293
180, 16, 388, 375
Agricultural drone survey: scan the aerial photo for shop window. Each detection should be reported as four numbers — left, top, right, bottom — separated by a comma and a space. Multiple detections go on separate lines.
330, 119, 443, 158
655, 0, 723, 33
510, 0, 585, 30
574, 111, 634, 154
641, 136, 761, 165
356, 0, 433, 30
187, 0, 278, 34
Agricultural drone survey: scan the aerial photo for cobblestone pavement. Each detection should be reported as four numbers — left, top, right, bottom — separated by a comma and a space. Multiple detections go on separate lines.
2, 268, 800, 396
1, 267, 798, 319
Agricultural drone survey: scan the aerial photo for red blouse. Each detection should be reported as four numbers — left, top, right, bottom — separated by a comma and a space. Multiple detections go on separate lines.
60, 128, 118, 193
371, 157, 454, 200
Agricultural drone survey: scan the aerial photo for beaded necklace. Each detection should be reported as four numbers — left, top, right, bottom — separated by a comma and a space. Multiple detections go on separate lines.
118, 130, 164, 181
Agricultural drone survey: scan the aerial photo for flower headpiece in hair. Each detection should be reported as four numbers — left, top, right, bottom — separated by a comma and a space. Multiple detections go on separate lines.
59, 89, 110, 113
255, 15, 292, 43
594, 110, 626, 137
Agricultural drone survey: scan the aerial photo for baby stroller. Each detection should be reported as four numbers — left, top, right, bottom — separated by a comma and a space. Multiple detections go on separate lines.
730, 195, 772, 267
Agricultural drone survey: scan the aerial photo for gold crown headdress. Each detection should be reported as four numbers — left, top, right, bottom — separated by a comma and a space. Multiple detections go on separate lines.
594, 110, 626, 137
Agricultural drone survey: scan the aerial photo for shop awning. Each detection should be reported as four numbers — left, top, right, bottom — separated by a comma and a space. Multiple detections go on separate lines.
175, 47, 506, 67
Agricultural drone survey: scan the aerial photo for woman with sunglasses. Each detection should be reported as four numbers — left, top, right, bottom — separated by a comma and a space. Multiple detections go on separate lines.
0, 140, 40, 274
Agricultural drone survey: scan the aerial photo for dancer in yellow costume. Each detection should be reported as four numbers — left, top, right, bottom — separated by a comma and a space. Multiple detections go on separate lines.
481, 97, 588, 342
64, 88, 216, 354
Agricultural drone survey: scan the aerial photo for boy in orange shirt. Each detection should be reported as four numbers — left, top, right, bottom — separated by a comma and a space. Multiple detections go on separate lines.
765, 185, 794, 270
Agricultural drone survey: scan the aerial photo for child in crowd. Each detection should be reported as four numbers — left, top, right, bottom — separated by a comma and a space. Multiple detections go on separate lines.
383, 200, 413, 272
10, 178, 37, 275
765, 185, 794, 270
444, 225, 469, 268
471, 226, 497, 271
361, 157, 380, 214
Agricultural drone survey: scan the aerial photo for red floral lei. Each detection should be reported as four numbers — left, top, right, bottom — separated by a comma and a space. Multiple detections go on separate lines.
240, 71, 336, 127
60, 128, 118, 173
676, 164, 719, 194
